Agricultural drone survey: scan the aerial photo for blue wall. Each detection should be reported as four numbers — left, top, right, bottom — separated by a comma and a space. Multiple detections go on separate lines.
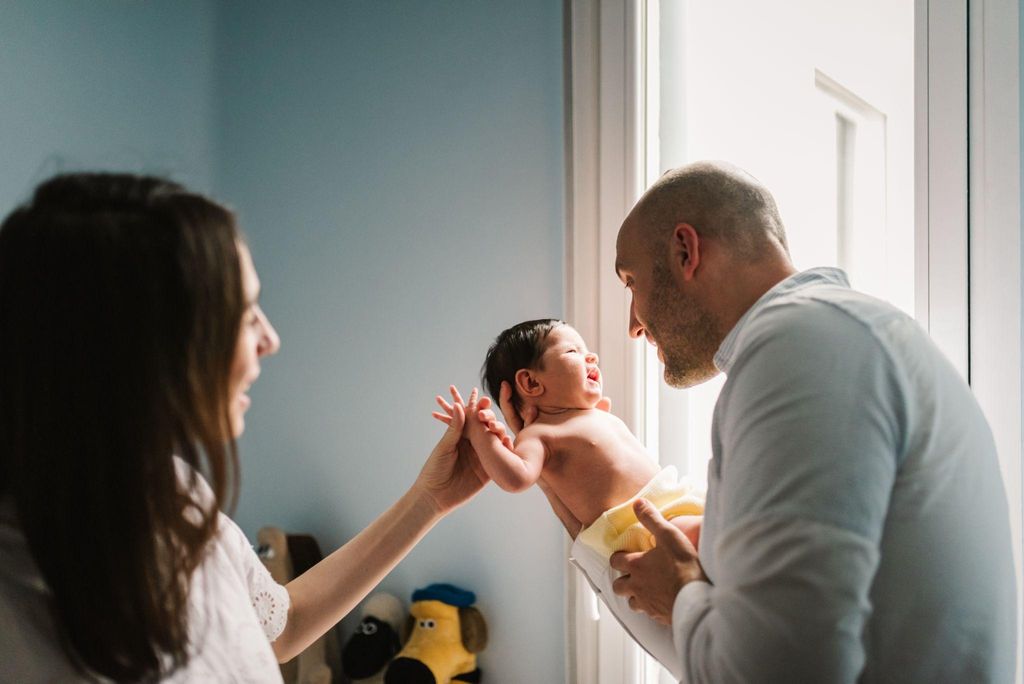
0, 1, 567, 680
214, 2, 567, 680
0, 1, 217, 209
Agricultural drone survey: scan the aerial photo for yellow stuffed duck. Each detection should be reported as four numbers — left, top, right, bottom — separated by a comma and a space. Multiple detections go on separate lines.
384, 584, 487, 684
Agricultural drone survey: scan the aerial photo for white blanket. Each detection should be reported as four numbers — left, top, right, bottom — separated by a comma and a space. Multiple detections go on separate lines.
569, 535, 683, 680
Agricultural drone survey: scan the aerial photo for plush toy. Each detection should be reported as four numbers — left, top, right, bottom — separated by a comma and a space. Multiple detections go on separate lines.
256, 526, 341, 684
341, 592, 406, 684
384, 584, 487, 684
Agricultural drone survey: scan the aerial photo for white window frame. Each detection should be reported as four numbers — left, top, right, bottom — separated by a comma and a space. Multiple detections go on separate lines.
564, 1, 649, 681
563, 0, 1022, 681
965, 1, 1022, 681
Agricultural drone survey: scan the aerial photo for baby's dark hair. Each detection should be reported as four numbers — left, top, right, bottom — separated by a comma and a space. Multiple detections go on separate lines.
481, 318, 566, 413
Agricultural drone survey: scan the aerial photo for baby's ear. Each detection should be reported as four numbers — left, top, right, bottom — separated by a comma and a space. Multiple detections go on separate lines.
515, 368, 544, 397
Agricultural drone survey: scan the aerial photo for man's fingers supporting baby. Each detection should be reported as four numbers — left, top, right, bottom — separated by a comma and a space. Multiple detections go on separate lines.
634, 499, 693, 555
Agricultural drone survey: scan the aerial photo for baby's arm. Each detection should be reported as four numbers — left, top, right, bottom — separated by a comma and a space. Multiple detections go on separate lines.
433, 389, 545, 493
477, 430, 545, 493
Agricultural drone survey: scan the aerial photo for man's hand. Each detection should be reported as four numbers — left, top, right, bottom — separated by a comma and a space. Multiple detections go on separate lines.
496, 380, 612, 433
497, 380, 536, 434
609, 499, 708, 625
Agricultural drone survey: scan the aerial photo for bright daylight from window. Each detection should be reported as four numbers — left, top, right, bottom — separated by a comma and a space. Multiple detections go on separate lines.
638, 1, 913, 680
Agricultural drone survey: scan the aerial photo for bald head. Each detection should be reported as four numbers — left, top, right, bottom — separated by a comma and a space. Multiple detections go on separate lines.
628, 160, 789, 261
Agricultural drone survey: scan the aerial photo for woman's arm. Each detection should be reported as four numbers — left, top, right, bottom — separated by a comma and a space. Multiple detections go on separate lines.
272, 389, 488, 662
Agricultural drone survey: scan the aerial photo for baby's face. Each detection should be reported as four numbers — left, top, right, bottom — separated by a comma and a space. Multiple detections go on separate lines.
534, 325, 603, 408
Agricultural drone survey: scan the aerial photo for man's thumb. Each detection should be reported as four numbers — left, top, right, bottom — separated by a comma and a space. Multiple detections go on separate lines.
634, 499, 686, 550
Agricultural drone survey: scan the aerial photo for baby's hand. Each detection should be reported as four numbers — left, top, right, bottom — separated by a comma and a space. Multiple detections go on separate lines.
433, 387, 514, 451
432, 385, 477, 426
476, 397, 514, 451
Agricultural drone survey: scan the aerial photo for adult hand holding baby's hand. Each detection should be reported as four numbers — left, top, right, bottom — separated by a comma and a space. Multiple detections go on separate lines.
433, 386, 513, 451
419, 385, 490, 514
474, 395, 514, 451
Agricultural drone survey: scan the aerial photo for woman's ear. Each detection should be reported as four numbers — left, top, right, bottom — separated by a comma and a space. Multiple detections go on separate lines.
515, 369, 544, 398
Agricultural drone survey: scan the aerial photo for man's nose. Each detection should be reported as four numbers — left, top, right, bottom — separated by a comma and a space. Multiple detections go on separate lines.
628, 299, 643, 339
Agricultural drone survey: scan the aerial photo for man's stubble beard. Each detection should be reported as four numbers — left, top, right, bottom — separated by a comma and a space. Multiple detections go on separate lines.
648, 261, 722, 389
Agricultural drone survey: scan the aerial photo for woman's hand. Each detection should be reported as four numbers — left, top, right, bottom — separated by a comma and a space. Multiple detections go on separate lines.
278, 386, 489, 661
418, 386, 490, 514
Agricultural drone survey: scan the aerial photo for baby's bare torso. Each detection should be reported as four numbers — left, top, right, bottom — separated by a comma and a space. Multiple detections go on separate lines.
525, 408, 660, 527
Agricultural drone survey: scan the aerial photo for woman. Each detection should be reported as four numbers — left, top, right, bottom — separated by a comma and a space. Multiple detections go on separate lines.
0, 173, 488, 681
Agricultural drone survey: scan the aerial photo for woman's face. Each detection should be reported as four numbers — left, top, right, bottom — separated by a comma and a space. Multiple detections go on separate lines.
229, 243, 280, 437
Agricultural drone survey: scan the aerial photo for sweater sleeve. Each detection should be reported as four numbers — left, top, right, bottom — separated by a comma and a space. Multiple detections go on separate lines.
672, 301, 904, 682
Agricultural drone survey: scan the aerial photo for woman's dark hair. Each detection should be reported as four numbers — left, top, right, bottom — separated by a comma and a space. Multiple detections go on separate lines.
0, 173, 245, 680
481, 318, 564, 413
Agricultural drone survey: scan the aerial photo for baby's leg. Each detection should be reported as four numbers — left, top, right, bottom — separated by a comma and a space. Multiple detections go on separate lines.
669, 515, 702, 551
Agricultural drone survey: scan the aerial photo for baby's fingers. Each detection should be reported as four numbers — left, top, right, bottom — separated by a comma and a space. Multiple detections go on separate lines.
464, 387, 480, 411
449, 385, 465, 406
431, 411, 453, 425
485, 419, 513, 450
484, 417, 507, 438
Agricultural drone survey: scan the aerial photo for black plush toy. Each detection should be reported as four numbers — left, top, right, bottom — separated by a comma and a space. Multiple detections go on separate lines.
341, 592, 406, 684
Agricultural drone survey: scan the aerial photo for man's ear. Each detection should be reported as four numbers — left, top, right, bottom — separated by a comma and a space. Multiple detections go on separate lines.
671, 222, 701, 281
514, 369, 544, 398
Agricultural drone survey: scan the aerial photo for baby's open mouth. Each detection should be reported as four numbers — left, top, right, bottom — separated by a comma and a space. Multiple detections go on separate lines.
587, 369, 600, 382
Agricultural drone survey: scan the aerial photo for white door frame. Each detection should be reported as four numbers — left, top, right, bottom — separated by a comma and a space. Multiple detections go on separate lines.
965, 0, 1022, 679
565, 1, 649, 681
565, 0, 1022, 681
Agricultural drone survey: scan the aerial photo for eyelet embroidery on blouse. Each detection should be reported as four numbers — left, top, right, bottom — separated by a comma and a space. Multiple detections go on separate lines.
250, 572, 289, 642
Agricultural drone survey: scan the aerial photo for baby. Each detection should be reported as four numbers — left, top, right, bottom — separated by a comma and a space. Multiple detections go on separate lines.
433, 319, 703, 558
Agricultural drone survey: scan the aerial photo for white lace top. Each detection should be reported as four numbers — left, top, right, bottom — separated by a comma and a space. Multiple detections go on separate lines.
0, 463, 290, 682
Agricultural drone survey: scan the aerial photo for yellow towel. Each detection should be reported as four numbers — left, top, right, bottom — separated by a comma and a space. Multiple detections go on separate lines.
577, 466, 704, 560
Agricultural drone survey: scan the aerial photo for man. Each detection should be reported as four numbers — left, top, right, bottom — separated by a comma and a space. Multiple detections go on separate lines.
605, 160, 1016, 681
